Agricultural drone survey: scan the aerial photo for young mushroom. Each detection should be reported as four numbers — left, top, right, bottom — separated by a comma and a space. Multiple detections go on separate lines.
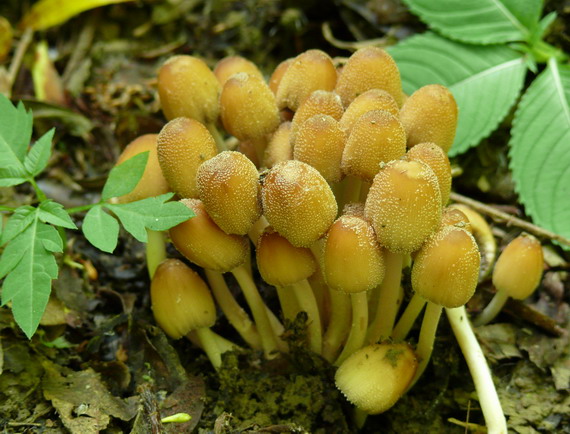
473, 233, 543, 326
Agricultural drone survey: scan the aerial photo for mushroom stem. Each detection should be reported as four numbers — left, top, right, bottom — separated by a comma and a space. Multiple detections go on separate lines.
446, 306, 508, 434
145, 229, 167, 279
367, 251, 403, 343
335, 291, 368, 365
194, 327, 225, 369
206, 122, 227, 152
472, 290, 510, 327
411, 301, 442, 386
231, 265, 282, 358
392, 293, 427, 341
276, 286, 300, 322
287, 279, 323, 354
322, 290, 351, 362
341, 176, 362, 209
204, 268, 262, 350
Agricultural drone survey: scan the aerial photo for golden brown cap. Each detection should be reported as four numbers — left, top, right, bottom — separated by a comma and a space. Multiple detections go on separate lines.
157, 55, 220, 124
197, 151, 262, 235
406, 142, 452, 205
293, 114, 347, 183
290, 90, 344, 144
364, 160, 442, 253
323, 215, 385, 293
170, 199, 250, 272
335, 343, 418, 414
269, 58, 293, 94
151, 259, 216, 339
256, 227, 317, 286
341, 110, 406, 181
335, 47, 403, 108
220, 72, 280, 143
261, 160, 337, 247
276, 49, 337, 111
441, 207, 471, 232
412, 226, 480, 308
214, 55, 264, 86
263, 122, 293, 169
492, 234, 543, 300
400, 84, 458, 153
157, 117, 217, 198
339, 89, 399, 134
115, 134, 169, 203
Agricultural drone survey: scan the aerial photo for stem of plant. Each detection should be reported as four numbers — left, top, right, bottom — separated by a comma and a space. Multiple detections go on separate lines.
410, 301, 442, 387
472, 290, 510, 327
367, 250, 403, 344
446, 306, 508, 434
204, 268, 262, 350
28, 178, 48, 202
231, 265, 281, 358
193, 327, 225, 370
335, 291, 368, 366
288, 279, 323, 354
206, 122, 227, 152
392, 293, 427, 341
276, 285, 300, 321
322, 290, 351, 362
146, 229, 167, 279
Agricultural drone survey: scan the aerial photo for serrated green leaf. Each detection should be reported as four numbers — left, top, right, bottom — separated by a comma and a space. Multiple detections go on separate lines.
389, 32, 527, 156
24, 128, 54, 176
0, 206, 37, 246
38, 200, 77, 229
101, 151, 149, 201
0, 166, 28, 187
0, 95, 33, 165
402, 0, 542, 44
38, 224, 63, 253
1, 220, 58, 338
509, 59, 570, 245
82, 205, 119, 253
106, 193, 193, 242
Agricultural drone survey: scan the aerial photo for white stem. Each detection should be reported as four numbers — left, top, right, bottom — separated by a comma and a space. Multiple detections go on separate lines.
446, 306, 508, 434
472, 290, 510, 327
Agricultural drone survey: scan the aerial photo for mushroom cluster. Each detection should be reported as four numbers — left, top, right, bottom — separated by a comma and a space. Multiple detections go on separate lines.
114, 48, 529, 431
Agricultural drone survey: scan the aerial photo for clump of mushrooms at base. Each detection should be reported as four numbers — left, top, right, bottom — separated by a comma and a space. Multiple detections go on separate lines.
113, 48, 546, 433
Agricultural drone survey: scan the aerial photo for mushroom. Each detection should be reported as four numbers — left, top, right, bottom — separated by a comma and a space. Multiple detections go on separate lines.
406, 142, 452, 206
263, 121, 293, 168
335, 47, 403, 108
151, 259, 228, 369
400, 84, 458, 153
339, 89, 400, 135
214, 55, 264, 86
289, 90, 344, 144
473, 233, 543, 326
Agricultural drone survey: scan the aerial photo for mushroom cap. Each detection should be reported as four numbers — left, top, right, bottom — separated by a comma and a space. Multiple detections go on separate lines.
263, 122, 293, 169
406, 142, 452, 206
115, 134, 169, 203
441, 207, 472, 232
400, 84, 458, 153
412, 225, 480, 308
290, 90, 344, 144
256, 227, 317, 286
335, 342, 418, 414
157, 117, 217, 199
269, 58, 293, 95
276, 49, 337, 111
170, 199, 250, 272
335, 47, 403, 108
293, 114, 347, 183
364, 159, 442, 253
341, 110, 407, 181
339, 89, 399, 135
214, 55, 264, 86
492, 234, 543, 300
197, 151, 262, 235
323, 215, 385, 293
261, 160, 338, 247
220, 72, 280, 143
157, 55, 220, 124
151, 259, 216, 339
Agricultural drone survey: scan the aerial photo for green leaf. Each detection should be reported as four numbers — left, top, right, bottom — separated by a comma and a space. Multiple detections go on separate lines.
0, 95, 33, 165
389, 32, 527, 156
0, 167, 28, 187
403, 0, 542, 44
38, 200, 77, 229
82, 205, 119, 253
509, 59, 570, 245
24, 128, 54, 176
0, 206, 37, 246
106, 193, 193, 242
0, 220, 58, 338
101, 151, 149, 201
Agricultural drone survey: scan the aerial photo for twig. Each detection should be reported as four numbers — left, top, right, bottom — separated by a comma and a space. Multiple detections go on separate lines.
450, 192, 570, 247
7, 28, 34, 97
321, 22, 390, 51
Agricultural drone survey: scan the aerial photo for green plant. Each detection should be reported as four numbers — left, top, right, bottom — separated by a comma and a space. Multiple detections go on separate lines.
387, 0, 570, 244
0, 94, 193, 338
